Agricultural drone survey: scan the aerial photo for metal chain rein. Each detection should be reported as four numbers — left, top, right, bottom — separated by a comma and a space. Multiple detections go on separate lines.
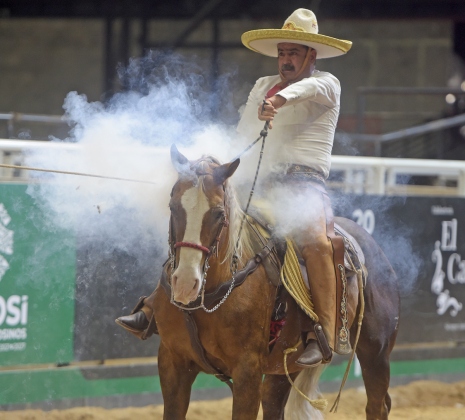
230, 116, 270, 275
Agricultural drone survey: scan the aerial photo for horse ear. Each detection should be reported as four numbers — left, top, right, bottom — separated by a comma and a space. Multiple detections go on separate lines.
213, 158, 240, 185
170, 144, 190, 174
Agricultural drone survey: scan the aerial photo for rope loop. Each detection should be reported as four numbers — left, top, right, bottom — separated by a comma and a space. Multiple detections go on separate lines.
283, 343, 328, 412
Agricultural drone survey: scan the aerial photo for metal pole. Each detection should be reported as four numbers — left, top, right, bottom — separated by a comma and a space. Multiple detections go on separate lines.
357, 86, 465, 95
211, 17, 220, 120
140, 18, 148, 56
337, 113, 465, 143
7, 116, 14, 139
356, 89, 365, 134
120, 17, 130, 90
169, 0, 225, 49
104, 17, 114, 99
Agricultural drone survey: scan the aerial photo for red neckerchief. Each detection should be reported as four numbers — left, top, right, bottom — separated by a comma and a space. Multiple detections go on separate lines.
265, 83, 288, 99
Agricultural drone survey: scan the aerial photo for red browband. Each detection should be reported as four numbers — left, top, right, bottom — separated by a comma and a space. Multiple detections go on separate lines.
175, 242, 211, 254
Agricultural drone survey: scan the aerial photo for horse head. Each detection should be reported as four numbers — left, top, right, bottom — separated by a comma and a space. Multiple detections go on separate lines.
169, 144, 240, 305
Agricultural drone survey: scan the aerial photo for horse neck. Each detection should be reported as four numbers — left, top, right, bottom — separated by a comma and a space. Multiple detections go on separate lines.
204, 220, 234, 290
204, 211, 253, 291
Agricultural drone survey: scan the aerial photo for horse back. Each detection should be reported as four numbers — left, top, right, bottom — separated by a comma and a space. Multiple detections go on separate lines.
335, 216, 400, 343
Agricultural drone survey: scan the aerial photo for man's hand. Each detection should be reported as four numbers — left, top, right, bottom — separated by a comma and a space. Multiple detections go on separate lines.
257, 95, 287, 129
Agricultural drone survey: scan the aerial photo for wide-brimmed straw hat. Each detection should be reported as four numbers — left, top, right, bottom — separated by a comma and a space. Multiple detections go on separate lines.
241, 9, 352, 59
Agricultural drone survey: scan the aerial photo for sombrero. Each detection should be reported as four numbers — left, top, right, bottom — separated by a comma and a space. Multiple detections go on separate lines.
241, 9, 352, 59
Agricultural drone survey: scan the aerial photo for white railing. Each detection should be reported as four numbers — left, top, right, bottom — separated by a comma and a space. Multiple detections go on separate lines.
330, 156, 465, 196
0, 139, 464, 197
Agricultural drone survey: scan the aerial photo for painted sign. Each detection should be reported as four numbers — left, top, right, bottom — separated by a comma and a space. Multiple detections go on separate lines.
0, 184, 76, 366
334, 195, 465, 344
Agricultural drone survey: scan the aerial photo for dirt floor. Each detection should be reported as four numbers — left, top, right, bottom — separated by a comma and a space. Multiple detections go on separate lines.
1, 380, 465, 420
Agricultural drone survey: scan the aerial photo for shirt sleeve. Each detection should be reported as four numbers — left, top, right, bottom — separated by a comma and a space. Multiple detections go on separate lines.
277, 73, 340, 109
236, 78, 264, 137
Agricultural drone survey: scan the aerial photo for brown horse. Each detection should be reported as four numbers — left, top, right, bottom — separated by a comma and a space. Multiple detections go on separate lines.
151, 146, 400, 420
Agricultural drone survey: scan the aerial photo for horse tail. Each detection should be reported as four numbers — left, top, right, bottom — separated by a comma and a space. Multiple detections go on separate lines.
284, 365, 327, 420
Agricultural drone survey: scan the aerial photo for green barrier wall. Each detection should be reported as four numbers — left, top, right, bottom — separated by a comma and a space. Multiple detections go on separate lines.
2, 357, 465, 406
0, 184, 76, 367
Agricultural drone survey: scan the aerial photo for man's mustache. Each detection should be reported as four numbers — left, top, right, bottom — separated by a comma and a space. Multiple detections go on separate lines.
281, 64, 295, 72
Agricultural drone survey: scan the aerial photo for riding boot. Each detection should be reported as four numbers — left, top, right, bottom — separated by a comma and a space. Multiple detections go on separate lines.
293, 190, 341, 366
115, 294, 158, 340
301, 236, 338, 350
116, 309, 149, 332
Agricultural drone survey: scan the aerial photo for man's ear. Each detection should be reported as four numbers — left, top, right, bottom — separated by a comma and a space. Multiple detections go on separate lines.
213, 159, 240, 185
309, 48, 317, 64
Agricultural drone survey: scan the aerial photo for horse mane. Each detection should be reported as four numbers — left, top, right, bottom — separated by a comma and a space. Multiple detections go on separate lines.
196, 156, 254, 265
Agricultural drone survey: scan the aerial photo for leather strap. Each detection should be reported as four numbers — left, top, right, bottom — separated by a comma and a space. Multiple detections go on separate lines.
314, 322, 333, 362
160, 240, 275, 311
160, 240, 275, 392
183, 312, 233, 391
320, 188, 351, 355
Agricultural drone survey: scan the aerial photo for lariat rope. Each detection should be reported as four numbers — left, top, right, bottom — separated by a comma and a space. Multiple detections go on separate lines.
280, 238, 318, 321
0, 117, 270, 185
281, 238, 327, 411
330, 254, 365, 413
283, 343, 328, 412
0, 163, 157, 184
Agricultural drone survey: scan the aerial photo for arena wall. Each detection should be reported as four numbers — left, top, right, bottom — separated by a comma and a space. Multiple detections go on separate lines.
0, 18, 457, 136
1, 180, 465, 410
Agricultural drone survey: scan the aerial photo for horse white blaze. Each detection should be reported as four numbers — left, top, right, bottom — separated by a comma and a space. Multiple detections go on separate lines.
172, 185, 210, 304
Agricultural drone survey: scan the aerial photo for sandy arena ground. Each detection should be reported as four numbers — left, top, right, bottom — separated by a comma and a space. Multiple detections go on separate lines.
1, 380, 465, 420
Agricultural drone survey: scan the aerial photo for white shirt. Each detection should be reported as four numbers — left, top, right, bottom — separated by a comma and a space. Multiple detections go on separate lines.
236, 70, 340, 179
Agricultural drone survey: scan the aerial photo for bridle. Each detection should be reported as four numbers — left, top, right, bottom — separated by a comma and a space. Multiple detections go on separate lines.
168, 121, 270, 312
168, 159, 230, 312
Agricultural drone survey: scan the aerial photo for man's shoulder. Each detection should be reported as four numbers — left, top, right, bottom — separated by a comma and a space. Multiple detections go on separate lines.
254, 75, 281, 87
312, 70, 340, 86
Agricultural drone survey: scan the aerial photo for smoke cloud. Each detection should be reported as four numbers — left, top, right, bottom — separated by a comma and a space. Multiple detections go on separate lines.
25, 52, 244, 257
23, 51, 421, 306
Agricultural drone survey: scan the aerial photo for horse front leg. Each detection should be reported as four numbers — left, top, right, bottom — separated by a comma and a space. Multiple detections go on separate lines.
158, 341, 200, 420
231, 357, 264, 420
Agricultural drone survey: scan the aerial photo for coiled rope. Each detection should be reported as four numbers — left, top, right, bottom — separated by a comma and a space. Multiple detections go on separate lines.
280, 238, 318, 321
280, 238, 328, 410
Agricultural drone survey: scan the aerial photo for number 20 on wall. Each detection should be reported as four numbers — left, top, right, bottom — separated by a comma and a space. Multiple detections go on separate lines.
352, 209, 375, 235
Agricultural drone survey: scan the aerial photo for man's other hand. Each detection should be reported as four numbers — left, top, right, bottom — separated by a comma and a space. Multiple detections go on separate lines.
257, 95, 286, 129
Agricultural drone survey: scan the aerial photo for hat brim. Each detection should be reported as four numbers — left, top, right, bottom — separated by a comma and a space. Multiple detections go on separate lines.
241, 29, 352, 59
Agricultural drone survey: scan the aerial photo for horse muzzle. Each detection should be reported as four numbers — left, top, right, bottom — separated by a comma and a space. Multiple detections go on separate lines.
171, 269, 202, 305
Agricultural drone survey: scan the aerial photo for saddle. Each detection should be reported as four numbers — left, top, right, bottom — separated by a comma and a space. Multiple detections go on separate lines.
246, 207, 367, 353
247, 209, 367, 282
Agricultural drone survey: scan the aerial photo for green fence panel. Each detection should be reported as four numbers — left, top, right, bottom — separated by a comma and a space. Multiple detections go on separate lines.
0, 184, 76, 366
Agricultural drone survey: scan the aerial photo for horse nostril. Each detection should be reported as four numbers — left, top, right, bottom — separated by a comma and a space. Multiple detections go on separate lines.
192, 279, 199, 291
172, 275, 178, 288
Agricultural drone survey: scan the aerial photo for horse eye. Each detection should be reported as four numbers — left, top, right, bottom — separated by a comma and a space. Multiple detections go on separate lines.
212, 208, 224, 219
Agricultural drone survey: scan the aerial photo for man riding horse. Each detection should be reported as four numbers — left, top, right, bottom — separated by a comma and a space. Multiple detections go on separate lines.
116, 8, 352, 368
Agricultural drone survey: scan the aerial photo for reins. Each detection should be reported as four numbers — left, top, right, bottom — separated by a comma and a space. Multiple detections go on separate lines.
167, 116, 270, 312
230, 117, 270, 274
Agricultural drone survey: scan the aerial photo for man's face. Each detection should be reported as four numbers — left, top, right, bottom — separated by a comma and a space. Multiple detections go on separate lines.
277, 43, 315, 80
